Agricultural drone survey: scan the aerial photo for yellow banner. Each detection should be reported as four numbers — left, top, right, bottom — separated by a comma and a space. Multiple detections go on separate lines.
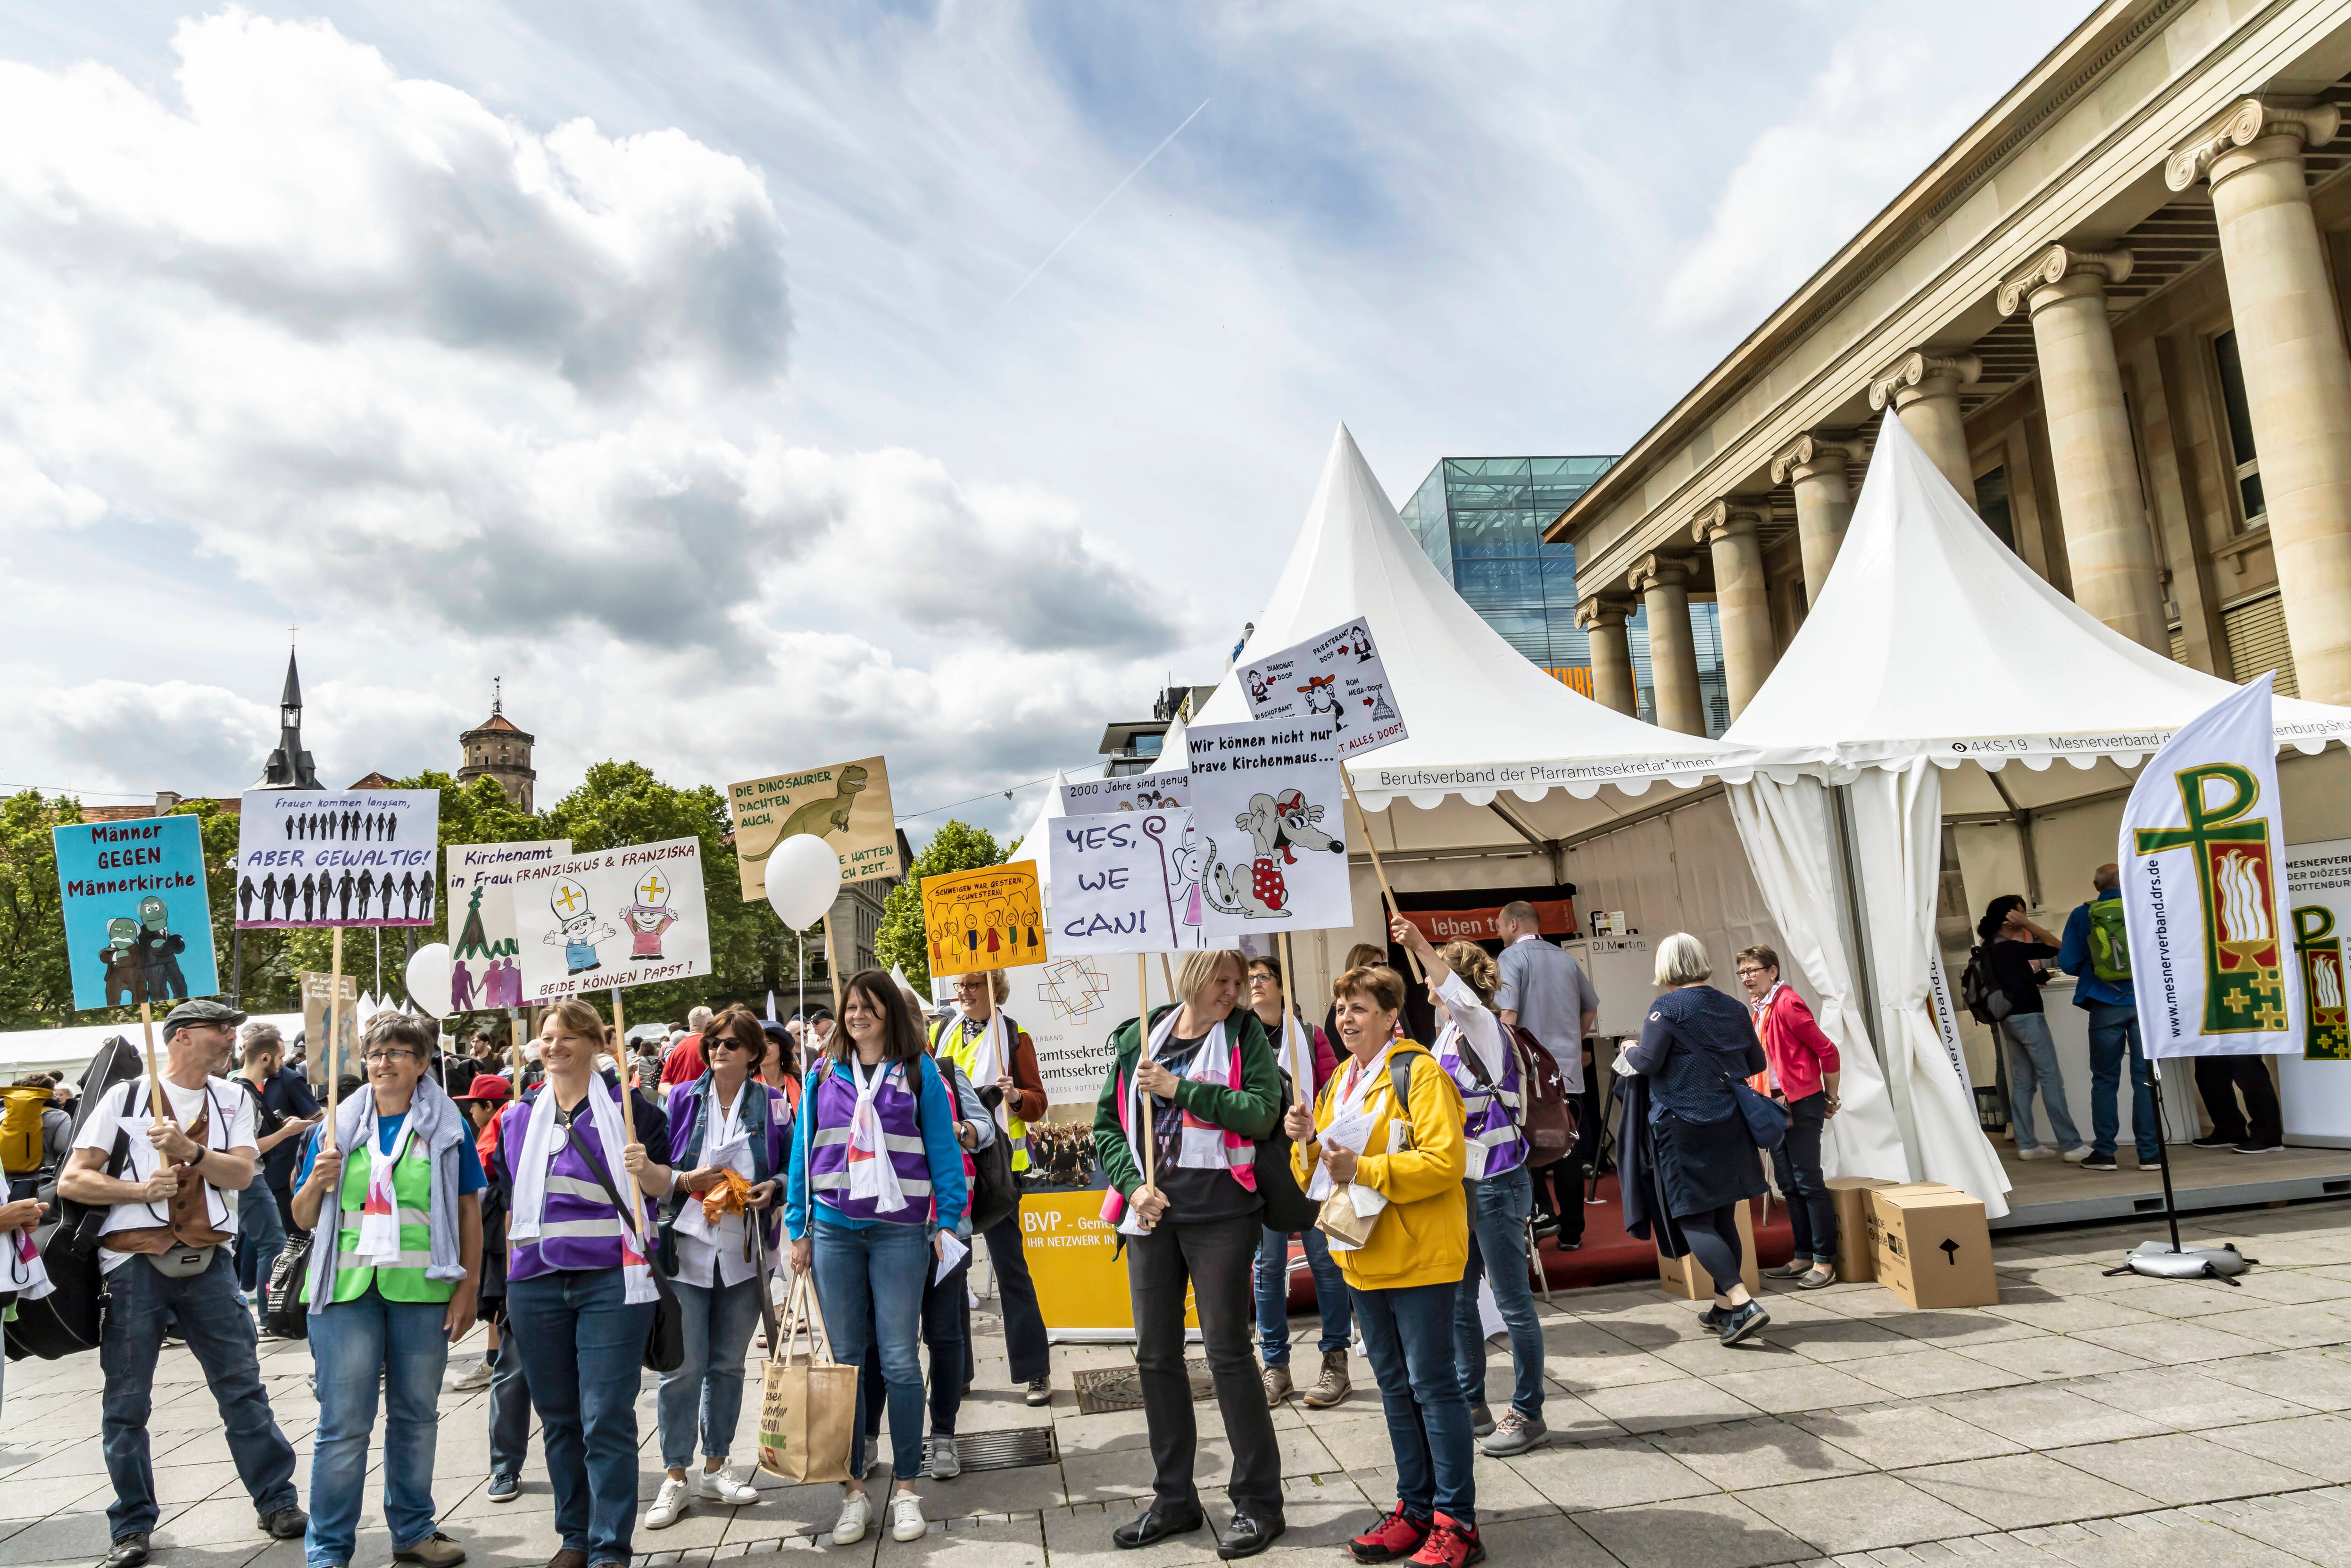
1020, 1190, 1196, 1334
920, 862, 1046, 977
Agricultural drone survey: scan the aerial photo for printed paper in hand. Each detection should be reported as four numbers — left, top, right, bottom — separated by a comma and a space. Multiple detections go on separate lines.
934, 1230, 969, 1285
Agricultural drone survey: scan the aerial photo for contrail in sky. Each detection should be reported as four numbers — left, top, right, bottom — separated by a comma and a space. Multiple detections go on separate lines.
998, 99, 1211, 311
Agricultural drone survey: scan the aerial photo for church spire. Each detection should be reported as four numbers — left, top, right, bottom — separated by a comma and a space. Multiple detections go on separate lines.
253, 639, 320, 789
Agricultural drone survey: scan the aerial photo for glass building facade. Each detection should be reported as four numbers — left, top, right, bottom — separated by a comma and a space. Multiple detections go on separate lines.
1397, 456, 1732, 738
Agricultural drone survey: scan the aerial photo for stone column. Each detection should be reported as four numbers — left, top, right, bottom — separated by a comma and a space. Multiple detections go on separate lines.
2169, 98, 2351, 703
1996, 244, 2169, 651
1628, 555, 1706, 736
1771, 433, 1860, 603
1868, 350, 1983, 497
1577, 598, 1637, 716
1692, 499, 1775, 718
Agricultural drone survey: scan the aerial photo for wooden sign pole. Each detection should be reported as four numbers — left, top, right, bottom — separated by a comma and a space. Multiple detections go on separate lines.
323, 926, 344, 1153
1340, 769, 1423, 984
1136, 954, 1154, 1200
612, 988, 654, 1248
821, 913, 844, 1019
1279, 929, 1308, 1108
137, 1000, 161, 1105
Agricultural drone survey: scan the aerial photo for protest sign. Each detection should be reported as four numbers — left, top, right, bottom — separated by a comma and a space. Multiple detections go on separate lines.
53, 815, 220, 1012
446, 839, 571, 1014
730, 756, 900, 901
1057, 772, 1190, 815
235, 789, 442, 928
302, 970, 359, 1086
922, 863, 1047, 978
510, 838, 712, 1003
1046, 809, 1210, 955
1236, 616, 1407, 758
1185, 721, 1352, 936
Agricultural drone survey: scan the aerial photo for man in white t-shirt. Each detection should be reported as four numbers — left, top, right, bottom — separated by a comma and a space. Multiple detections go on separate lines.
57, 999, 306, 1568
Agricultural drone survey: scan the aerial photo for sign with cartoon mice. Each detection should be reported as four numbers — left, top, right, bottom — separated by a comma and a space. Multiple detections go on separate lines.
1046, 808, 1211, 955
234, 788, 443, 928
1185, 720, 1353, 937
1235, 616, 1407, 760
54, 814, 221, 1012
509, 836, 711, 1002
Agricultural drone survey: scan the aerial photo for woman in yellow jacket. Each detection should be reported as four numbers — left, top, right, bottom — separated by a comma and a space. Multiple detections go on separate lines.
1284, 963, 1480, 1568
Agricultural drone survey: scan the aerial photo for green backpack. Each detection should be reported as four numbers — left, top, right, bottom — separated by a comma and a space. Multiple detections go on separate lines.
2088, 899, 2132, 984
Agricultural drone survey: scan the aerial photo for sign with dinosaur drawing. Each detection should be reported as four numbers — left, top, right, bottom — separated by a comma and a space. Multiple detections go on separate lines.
729, 755, 901, 901
1235, 616, 1406, 759
921, 862, 1047, 979
1185, 721, 1352, 937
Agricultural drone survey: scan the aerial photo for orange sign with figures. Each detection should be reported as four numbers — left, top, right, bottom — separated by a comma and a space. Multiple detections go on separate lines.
920, 862, 1047, 977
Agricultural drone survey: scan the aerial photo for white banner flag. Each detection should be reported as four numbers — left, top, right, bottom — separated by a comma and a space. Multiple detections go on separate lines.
2119, 674, 2301, 1058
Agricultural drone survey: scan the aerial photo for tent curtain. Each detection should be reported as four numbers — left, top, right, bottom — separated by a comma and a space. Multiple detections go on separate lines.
1847, 761, 2013, 1215
1726, 774, 1908, 1183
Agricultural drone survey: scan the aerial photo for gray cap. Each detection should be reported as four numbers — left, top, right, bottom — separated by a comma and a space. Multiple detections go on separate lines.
160, 998, 248, 1039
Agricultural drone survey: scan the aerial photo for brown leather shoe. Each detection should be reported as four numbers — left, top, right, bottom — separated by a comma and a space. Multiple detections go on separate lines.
1301, 1349, 1351, 1409
1263, 1364, 1294, 1406
546, 1551, 588, 1568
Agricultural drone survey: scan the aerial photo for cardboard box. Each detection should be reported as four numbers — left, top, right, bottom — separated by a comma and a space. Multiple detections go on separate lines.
1658, 1198, 1758, 1300
1870, 1184, 1997, 1309
1826, 1177, 1902, 1282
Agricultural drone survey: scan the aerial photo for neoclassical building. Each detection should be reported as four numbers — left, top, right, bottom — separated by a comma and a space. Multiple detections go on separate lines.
1552, 0, 2351, 724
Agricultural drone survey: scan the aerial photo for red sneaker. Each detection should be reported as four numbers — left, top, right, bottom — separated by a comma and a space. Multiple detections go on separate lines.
1347, 1505, 1431, 1564
1407, 1515, 1485, 1568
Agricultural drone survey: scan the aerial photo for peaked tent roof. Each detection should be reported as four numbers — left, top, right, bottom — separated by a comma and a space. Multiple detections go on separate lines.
1187, 425, 1758, 854
1726, 413, 2351, 790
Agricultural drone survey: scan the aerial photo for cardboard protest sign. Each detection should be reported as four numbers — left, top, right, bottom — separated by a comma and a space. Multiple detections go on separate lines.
1186, 721, 1352, 936
1046, 809, 1210, 955
730, 756, 900, 901
922, 863, 1046, 978
302, 970, 359, 1085
1057, 772, 1190, 815
1236, 616, 1406, 758
53, 815, 221, 1011
510, 838, 711, 1002
234, 789, 441, 928
446, 839, 571, 1014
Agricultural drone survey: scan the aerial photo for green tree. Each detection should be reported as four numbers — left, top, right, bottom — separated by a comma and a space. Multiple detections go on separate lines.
0, 791, 79, 1027
875, 820, 1004, 994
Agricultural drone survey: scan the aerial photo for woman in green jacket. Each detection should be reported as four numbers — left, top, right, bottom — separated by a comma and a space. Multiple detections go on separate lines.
1093, 949, 1286, 1560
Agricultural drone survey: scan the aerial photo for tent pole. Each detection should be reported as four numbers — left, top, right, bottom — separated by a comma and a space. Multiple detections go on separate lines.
2147, 1061, 2184, 1254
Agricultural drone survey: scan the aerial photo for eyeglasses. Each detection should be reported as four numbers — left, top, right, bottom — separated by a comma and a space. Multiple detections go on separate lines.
361, 1048, 421, 1064
1735, 967, 1769, 980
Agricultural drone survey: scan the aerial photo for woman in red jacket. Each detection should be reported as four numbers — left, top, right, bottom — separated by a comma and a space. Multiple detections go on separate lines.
1736, 946, 1843, 1288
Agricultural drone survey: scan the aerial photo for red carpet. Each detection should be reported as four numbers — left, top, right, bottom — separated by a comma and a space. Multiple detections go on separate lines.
1283, 1176, 1798, 1308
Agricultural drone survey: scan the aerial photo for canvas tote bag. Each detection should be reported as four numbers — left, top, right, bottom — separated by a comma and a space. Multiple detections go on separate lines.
757, 1273, 856, 1484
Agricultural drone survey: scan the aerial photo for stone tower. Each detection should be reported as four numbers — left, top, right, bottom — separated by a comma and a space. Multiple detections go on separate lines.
251, 647, 321, 789
457, 682, 536, 812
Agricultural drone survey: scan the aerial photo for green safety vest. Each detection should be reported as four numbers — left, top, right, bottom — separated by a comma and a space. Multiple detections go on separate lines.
934, 1015, 1031, 1173
303, 1131, 452, 1305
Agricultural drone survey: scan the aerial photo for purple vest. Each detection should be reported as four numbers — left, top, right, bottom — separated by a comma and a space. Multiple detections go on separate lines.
1437, 1027, 1526, 1179
498, 1088, 651, 1280
805, 1060, 932, 1224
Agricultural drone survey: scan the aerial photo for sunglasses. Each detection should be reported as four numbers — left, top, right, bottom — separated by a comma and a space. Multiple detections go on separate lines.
708, 1036, 760, 1054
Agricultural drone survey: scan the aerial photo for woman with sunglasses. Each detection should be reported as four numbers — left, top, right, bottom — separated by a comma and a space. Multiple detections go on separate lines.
290, 1011, 484, 1568
634, 1008, 792, 1530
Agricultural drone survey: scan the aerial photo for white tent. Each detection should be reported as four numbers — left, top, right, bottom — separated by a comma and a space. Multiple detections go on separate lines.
0, 1012, 304, 1077
1725, 414, 2351, 1210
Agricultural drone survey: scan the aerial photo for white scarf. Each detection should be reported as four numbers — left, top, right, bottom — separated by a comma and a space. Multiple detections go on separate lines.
508, 1078, 658, 1304
354, 1103, 415, 1267
675, 1080, 751, 1246
960, 1007, 1011, 1136
1141, 1008, 1232, 1171
1311, 1046, 1395, 1251
846, 1059, 909, 1214
6, 1224, 51, 1301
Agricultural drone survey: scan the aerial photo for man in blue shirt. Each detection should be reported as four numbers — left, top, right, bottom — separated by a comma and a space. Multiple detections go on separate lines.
2055, 864, 2160, 1172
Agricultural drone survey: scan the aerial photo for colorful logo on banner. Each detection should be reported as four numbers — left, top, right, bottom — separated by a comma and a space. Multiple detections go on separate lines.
52, 815, 221, 1012
2296, 905, 2350, 1061
2132, 763, 2288, 1033
921, 862, 1046, 978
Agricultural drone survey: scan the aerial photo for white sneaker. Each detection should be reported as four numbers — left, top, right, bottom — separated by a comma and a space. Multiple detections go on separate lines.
698, 1466, 758, 1505
2061, 1145, 2094, 1163
450, 1360, 495, 1392
889, 1493, 927, 1542
644, 1476, 690, 1530
832, 1491, 871, 1546
2015, 1146, 2057, 1160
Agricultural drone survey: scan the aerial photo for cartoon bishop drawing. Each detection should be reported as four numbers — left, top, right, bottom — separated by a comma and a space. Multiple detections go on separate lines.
621, 868, 681, 961
545, 877, 616, 975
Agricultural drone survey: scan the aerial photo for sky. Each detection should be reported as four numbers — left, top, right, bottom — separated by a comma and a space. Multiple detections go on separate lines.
0, 0, 2085, 843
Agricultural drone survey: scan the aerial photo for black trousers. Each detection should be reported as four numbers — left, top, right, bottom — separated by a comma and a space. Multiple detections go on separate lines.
1127, 1211, 1283, 1520
1779, 1092, 1836, 1264
2194, 1056, 2283, 1146
985, 1199, 1050, 1383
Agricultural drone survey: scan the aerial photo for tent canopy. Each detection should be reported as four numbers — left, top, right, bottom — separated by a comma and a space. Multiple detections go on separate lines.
1188, 425, 1759, 860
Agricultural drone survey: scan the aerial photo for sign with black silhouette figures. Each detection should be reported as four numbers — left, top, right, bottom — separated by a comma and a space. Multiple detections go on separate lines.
1046, 809, 1211, 956
235, 790, 443, 928
509, 838, 712, 1002
1185, 721, 1352, 937
1235, 616, 1407, 759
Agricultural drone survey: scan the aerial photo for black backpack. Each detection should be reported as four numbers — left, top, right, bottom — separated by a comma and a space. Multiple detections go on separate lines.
6, 1037, 147, 1361
1961, 946, 2012, 1025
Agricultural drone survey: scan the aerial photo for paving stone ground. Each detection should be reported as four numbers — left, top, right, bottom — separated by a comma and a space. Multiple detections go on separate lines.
13, 1201, 2351, 1568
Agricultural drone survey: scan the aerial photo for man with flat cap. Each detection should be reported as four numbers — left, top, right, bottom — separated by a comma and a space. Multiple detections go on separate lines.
58, 999, 307, 1568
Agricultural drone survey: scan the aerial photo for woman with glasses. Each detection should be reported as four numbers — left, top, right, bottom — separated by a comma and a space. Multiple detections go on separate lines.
1735, 947, 1841, 1287
786, 970, 968, 1546
495, 998, 667, 1568
635, 1008, 792, 1530
290, 1012, 485, 1568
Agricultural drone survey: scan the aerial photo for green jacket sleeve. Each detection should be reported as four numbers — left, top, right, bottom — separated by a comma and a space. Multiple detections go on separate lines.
1092, 1023, 1142, 1200
1171, 1010, 1283, 1140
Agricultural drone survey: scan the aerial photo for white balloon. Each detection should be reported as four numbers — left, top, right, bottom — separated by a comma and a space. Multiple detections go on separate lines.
405, 942, 455, 1019
765, 834, 843, 929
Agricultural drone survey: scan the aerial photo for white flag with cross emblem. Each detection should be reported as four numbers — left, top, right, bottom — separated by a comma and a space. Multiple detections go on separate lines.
510, 836, 711, 1003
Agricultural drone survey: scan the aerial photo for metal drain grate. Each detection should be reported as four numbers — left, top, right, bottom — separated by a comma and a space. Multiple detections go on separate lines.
1071, 1360, 1216, 1415
943, 1425, 1058, 1473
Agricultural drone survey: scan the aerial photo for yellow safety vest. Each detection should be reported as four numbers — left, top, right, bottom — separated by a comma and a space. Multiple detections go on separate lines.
933, 1014, 1031, 1173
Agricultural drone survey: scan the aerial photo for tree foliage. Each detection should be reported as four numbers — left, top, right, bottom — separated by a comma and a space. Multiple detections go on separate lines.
875, 820, 1004, 994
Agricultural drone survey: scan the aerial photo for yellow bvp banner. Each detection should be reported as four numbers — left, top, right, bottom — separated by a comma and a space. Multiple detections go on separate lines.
1020, 1190, 1197, 1336
921, 862, 1046, 977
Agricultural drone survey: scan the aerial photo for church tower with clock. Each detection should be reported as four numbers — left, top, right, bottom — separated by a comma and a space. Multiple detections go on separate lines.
457, 681, 537, 812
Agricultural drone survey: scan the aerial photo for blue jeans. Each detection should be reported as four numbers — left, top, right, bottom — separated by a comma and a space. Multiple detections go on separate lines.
658, 1277, 765, 1469
1454, 1166, 1543, 1419
237, 1169, 286, 1299
2002, 1013, 2080, 1153
306, 1291, 451, 1568
863, 1254, 972, 1438
487, 1332, 533, 1480
1254, 1224, 1350, 1366
100, 1250, 299, 1540
1353, 1279, 1474, 1527
506, 1269, 654, 1562
808, 1219, 929, 1482
2086, 1003, 2160, 1162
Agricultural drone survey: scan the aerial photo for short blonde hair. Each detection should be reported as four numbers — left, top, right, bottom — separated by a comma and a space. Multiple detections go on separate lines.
1176, 950, 1248, 1006
952, 970, 1011, 1004
1653, 933, 1713, 987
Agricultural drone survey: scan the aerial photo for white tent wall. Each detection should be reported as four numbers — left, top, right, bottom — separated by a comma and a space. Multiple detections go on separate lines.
1559, 793, 1794, 1008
